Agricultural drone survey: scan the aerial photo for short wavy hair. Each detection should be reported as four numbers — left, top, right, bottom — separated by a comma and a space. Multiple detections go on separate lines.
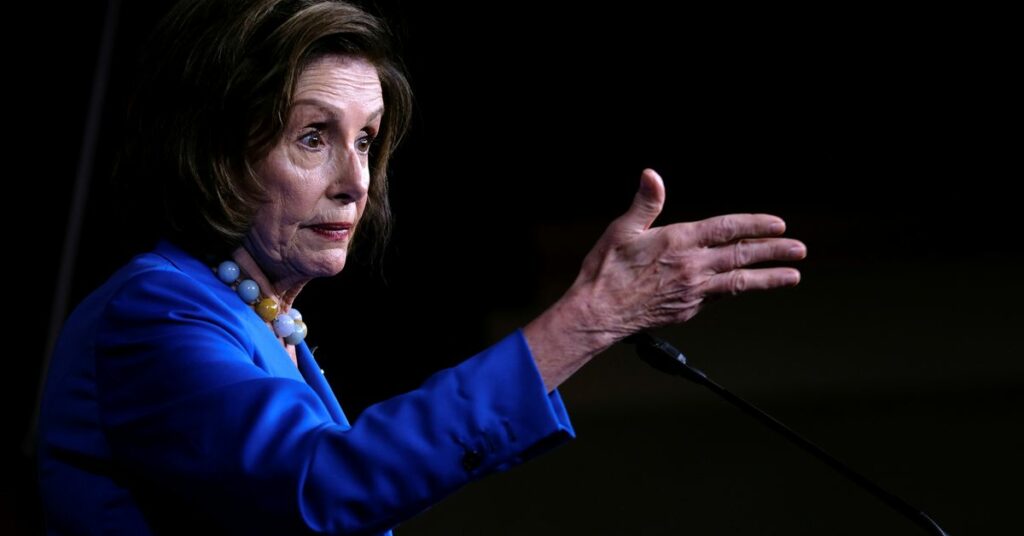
119, 0, 412, 260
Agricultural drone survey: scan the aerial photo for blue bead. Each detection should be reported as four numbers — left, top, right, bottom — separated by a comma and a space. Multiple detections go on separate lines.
284, 321, 307, 345
237, 279, 260, 304
273, 314, 296, 337
216, 261, 240, 284
288, 308, 303, 322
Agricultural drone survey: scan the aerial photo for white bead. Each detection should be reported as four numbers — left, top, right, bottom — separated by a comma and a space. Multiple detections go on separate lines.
273, 314, 296, 337
284, 321, 307, 345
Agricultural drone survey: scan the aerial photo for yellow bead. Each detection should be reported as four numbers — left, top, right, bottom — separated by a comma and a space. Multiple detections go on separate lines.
256, 298, 279, 322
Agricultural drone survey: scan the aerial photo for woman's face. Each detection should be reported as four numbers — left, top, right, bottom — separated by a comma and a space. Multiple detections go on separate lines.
244, 55, 384, 283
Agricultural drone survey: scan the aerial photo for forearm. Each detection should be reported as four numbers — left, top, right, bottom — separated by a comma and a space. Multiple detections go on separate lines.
102, 333, 573, 534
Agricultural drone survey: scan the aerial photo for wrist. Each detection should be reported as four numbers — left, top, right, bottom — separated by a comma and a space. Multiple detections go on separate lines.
525, 287, 614, 364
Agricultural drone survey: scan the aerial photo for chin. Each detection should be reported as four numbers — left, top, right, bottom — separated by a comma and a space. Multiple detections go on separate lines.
304, 250, 349, 278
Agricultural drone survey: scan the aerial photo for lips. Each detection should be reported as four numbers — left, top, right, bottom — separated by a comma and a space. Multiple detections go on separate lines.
307, 222, 351, 231
304, 221, 352, 241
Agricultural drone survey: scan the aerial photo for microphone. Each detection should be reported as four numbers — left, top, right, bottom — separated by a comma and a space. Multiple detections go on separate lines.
624, 332, 951, 536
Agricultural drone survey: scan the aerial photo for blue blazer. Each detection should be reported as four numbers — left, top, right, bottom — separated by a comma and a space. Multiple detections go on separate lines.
37, 240, 574, 535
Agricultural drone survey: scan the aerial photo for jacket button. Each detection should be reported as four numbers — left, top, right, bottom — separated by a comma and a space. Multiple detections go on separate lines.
461, 450, 484, 471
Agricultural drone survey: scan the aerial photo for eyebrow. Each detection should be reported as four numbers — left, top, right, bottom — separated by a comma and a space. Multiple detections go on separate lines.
291, 98, 384, 125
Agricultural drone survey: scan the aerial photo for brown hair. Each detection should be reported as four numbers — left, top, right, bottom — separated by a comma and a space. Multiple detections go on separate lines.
119, 0, 412, 260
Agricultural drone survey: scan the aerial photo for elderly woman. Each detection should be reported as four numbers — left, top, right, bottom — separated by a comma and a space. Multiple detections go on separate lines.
36, 0, 806, 534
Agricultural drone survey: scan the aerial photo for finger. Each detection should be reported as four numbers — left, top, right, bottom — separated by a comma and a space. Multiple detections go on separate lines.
610, 168, 665, 238
690, 214, 787, 248
704, 238, 807, 273
700, 268, 801, 296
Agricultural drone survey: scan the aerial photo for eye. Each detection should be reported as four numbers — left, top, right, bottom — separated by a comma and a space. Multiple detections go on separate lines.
299, 130, 324, 149
356, 133, 376, 155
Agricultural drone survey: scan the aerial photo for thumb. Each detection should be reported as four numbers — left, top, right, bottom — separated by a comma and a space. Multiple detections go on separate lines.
617, 168, 665, 234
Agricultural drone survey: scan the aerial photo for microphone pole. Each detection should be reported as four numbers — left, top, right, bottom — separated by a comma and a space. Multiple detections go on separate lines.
624, 332, 950, 536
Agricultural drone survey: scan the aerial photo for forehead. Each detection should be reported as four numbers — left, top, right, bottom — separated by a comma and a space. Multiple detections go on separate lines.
293, 55, 383, 112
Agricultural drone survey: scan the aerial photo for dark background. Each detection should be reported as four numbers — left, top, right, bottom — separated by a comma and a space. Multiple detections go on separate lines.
8, 1, 1021, 534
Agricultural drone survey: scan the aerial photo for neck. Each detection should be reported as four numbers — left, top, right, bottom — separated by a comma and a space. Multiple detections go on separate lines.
231, 245, 308, 311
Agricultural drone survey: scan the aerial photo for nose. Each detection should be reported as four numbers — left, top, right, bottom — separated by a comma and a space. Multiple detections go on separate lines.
327, 147, 369, 204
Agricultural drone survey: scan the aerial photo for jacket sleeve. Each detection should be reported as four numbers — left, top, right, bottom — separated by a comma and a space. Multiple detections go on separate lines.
96, 269, 574, 535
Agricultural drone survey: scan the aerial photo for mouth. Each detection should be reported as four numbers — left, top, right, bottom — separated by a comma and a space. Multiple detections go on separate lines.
304, 221, 353, 241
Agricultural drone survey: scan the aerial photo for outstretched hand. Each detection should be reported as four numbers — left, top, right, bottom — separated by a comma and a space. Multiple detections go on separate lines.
576, 168, 804, 335
524, 169, 806, 391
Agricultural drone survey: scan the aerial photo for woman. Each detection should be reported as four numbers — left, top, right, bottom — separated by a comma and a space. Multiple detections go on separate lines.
37, 0, 806, 534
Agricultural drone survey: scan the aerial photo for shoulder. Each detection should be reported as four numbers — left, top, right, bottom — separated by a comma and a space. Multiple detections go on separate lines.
56, 240, 254, 361
88, 244, 269, 390
104, 261, 227, 321
98, 245, 249, 344
92, 243, 233, 321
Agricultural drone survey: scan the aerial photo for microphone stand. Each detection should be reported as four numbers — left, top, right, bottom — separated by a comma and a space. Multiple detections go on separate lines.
625, 332, 950, 536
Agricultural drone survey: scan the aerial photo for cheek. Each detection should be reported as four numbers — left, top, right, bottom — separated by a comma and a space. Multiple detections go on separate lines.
266, 172, 322, 222
257, 190, 298, 225
249, 202, 287, 241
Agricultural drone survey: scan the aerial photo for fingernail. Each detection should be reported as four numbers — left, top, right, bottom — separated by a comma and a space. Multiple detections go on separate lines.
770, 222, 786, 234
785, 272, 801, 285
788, 246, 806, 258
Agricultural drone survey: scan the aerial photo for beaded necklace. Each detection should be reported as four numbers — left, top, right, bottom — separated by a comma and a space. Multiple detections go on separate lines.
214, 260, 308, 345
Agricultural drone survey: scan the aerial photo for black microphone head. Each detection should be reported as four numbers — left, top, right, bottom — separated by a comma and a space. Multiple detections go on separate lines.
623, 332, 688, 375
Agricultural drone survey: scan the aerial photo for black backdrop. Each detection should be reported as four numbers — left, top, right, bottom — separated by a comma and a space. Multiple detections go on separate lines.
9, 1, 1021, 534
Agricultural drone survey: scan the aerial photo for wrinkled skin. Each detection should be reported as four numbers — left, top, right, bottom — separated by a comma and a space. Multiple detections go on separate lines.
524, 169, 805, 390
